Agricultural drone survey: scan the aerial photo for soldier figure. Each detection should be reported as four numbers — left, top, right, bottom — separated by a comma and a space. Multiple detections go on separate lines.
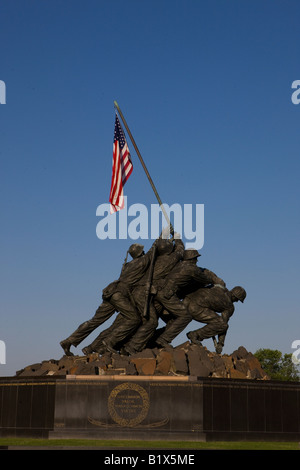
60, 242, 155, 356
153, 249, 226, 348
83, 235, 185, 355
185, 285, 246, 353
60, 231, 246, 357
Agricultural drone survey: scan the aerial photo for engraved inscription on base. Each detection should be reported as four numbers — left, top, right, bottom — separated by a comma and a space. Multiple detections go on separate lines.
108, 382, 150, 427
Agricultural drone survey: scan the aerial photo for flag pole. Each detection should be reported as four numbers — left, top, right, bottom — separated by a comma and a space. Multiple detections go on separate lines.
114, 100, 174, 234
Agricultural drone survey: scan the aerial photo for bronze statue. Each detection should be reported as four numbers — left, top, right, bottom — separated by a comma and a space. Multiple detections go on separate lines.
84, 235, 185, 355
60, 241, 156, 356
60, 234, 246, 357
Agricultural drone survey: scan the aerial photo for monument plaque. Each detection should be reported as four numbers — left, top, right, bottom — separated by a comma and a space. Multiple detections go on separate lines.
108, 382, 150, 427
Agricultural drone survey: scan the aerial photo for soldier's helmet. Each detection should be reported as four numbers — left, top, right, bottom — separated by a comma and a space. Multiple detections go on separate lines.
156, 239, 173, 255
231, 286, 247, 303
183, 249, 201, 260
128, 243, 144, 259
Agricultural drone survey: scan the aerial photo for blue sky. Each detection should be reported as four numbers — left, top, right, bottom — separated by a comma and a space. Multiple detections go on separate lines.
1, 0, 299, 376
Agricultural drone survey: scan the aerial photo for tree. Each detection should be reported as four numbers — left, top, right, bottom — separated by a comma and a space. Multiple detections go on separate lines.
254, 348, 300, 382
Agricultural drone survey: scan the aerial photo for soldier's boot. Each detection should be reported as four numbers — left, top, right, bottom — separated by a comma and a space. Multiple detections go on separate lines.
60, 339, 74, 356
155, 338, 173, 350
121, 344, 137, 356
102, 339, 118, 354
82, 345, 94, 356
187, 331, 202, 346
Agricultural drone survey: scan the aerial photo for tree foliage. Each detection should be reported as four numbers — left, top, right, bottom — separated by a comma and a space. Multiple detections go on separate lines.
254, 348, 300, 381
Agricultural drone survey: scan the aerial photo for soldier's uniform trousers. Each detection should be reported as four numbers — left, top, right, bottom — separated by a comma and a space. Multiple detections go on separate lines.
154, 291, 192, 344
190, 308, 229, 345
105, 291, 141, 348
64, 290, 141, 349
64, 300, 116, 347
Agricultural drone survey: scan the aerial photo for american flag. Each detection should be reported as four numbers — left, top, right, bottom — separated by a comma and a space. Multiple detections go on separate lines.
109, 114, 133, 213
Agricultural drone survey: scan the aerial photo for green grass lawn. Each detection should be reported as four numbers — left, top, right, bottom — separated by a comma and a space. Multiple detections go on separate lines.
0, 438, 299, 450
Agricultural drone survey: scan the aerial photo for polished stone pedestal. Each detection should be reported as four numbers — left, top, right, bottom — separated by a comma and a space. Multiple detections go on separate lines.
0, 376, 56, 438
1, 375, 300, 441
